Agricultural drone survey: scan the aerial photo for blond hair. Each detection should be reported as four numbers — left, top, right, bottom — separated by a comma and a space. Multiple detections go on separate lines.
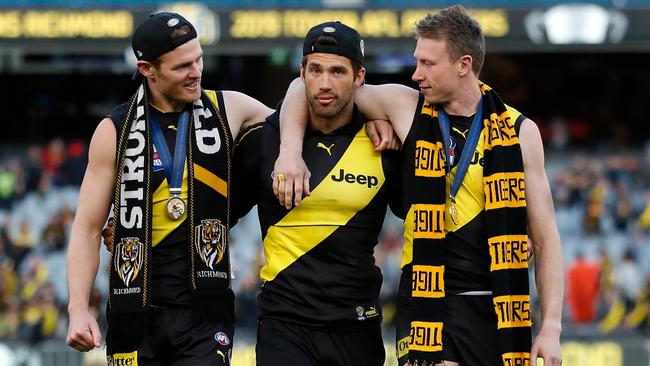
415, 5, 485, 75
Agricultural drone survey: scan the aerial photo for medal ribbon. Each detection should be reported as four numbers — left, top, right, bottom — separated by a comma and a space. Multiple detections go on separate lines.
438, 98, 483, 220
150, 110, 190, 196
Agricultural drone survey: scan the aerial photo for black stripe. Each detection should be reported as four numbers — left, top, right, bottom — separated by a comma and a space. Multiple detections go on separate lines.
514, 114, 526, 137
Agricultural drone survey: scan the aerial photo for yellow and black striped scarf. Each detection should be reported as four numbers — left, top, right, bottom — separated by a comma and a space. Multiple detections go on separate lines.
107, 83, 233, 353
406, 84, 532, 365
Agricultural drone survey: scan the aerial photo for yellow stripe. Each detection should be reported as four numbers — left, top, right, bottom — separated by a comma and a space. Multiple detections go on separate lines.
236, 124, 263, 147
204, 89, 219, 109
444, 127, 485, 232
194, 163, 228, 198
400, 206, 414, 268
261, 127, 384, 281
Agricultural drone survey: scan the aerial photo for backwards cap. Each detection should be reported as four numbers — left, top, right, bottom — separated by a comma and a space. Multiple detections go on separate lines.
132, 12, 197, 62
303, 21, 364, 65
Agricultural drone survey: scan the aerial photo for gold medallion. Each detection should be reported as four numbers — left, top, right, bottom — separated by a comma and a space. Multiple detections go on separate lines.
449, 202, 459, 225
166, 196, 186, 220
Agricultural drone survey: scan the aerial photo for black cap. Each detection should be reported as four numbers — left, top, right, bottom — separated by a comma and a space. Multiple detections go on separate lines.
132, 12, 197, 62
303, 21, 364, 65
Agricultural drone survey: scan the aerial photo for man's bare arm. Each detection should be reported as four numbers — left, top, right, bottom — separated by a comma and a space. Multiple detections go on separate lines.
353, 83, 419, 143
519, 119, 563, 366
66, 118, 116, 352
274, 78, 311, 208
275, 79, 419, 208
221, 90, 274, 140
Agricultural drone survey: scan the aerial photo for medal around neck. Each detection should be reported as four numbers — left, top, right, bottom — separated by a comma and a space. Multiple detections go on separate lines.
151, 110, 190, 221
167, 196, 186, 220
438, 100, 483, 228
449, 200, 459, 226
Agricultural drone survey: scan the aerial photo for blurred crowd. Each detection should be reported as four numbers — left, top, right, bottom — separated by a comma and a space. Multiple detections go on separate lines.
553, 146, 650, 336
0, 138, 87, 343
1, 135, 650, 346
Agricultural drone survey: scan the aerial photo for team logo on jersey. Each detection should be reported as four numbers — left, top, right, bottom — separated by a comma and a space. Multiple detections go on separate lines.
356, 306, 364, 317
317, 142, 334, 156
195, 219, 227, 270
214, 331, 230, 346
355, 305, 379, 321
114, 237, 144, 287
331, 169, 378, 188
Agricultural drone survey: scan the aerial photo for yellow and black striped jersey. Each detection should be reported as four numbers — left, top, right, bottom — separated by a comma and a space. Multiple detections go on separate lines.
233, 108, 400, 327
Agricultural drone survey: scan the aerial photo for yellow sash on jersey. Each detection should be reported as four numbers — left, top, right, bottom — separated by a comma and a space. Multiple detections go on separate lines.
261, 127, 384, 281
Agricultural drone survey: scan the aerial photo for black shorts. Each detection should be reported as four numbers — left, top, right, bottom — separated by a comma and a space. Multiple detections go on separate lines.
395, 295, 500, 366
107, 306, 234, 366
442, 295, 500, 366
256, 318, 385, 366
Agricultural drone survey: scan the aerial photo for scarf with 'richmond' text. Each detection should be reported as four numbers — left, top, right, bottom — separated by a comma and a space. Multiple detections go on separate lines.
107, 83, 233, 354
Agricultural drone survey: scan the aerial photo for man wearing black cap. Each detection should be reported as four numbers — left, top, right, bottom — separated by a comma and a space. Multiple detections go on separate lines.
65, 12, 277, 365
231, 21, 399, 366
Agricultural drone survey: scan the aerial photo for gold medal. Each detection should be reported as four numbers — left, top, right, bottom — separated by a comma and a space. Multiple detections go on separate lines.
449, 200, 459, 225
166, 196, 186, 220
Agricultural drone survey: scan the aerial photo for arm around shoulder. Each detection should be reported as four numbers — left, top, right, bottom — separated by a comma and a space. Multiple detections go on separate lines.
275, 78, 311, 208
354, 83, 419, 142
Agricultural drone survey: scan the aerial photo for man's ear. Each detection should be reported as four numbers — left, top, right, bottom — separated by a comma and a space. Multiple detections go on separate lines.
458, 55, 473, 77
137, 61, 155, 78
354, 67, 366, 87
300, 64, 305, 80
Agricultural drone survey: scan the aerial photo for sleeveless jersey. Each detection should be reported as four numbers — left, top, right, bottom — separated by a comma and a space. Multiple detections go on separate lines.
233, 108, 401, 327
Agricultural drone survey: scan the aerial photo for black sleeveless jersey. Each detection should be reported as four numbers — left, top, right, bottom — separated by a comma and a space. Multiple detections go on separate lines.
233, 108, 401, 327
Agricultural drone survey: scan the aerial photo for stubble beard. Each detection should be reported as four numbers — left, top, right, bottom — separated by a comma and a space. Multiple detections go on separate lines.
307, 93, 351, 121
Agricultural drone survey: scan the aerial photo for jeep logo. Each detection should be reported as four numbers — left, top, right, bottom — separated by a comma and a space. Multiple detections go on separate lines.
331, 169, 378, 188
